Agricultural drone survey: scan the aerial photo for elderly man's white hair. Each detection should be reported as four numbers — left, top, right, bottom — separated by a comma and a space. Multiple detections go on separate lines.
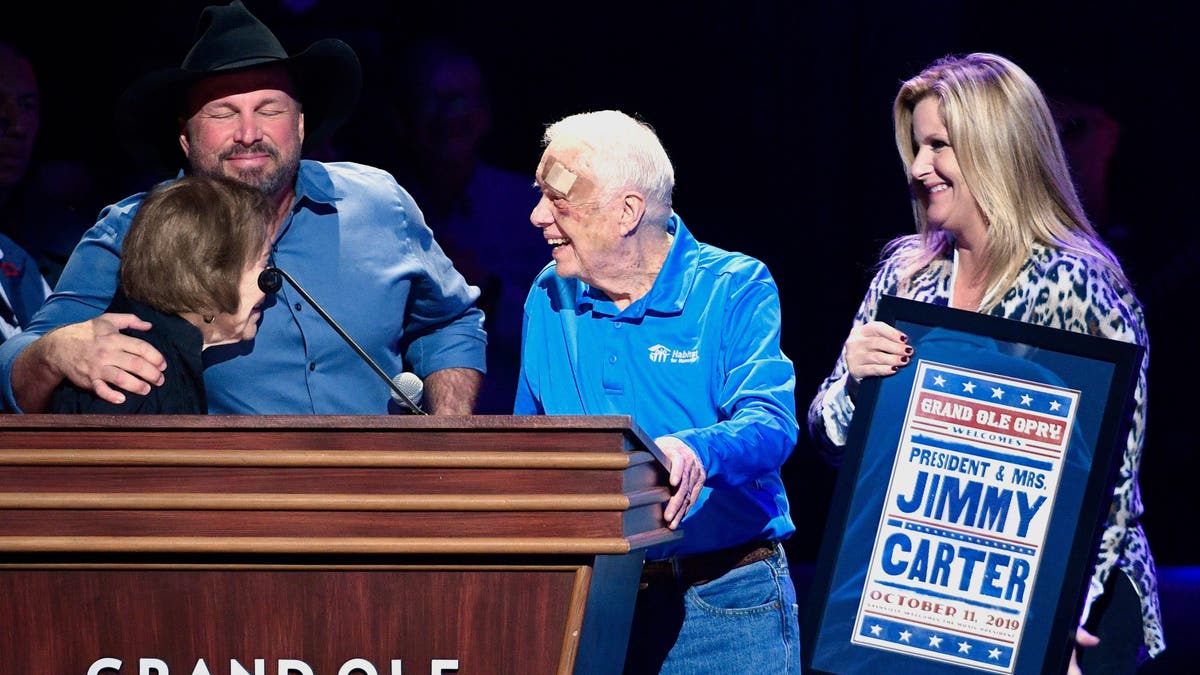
543, 110, 675, 226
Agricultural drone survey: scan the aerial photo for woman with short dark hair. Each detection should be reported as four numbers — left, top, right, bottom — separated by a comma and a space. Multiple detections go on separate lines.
49, 175, 271, 413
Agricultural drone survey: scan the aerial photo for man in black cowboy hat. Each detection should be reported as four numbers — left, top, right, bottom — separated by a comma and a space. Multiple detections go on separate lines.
0, 1, 486, 414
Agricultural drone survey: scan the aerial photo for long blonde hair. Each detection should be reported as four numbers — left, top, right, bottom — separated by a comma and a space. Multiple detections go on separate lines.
890, 52, 1127, 310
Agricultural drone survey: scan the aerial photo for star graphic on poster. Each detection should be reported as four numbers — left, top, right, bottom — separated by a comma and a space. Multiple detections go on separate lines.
870, 624, 883, 636
962, 381, 976, 393
991, 386, 1005, 399
933, 374, 946, 387
989, 647, 1002, 660
899, 630, 912, 643
1021, 394, 1033, 406
929, 635, 943, 648
958, 640, 973, 654
1050, 399, 1062, 411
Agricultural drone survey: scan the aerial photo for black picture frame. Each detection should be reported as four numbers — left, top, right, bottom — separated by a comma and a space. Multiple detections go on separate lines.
803, 295, 1144, 675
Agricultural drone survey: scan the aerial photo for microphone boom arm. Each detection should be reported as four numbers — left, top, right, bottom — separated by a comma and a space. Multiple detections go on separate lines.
259, 267, 427, 414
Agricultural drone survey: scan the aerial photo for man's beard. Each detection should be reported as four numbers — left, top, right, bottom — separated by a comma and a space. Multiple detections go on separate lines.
193, 141, 300, 198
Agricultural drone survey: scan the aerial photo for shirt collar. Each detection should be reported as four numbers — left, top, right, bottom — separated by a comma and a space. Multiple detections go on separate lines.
293, 160, 343, 213
575, 213, 697, 319
174, 161, 340, 214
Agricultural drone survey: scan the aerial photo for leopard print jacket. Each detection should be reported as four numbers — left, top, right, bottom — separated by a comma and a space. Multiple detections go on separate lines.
808, 241, 1165, 659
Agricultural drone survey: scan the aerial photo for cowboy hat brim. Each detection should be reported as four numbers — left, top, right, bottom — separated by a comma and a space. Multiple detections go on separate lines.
115, 37, 361, 171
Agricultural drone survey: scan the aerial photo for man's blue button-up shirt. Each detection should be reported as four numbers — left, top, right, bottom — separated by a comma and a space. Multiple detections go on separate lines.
0, 161, 486, 413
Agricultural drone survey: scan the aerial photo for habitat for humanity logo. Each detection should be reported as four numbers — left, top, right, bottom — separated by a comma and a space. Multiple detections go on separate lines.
648, 344, 699, 364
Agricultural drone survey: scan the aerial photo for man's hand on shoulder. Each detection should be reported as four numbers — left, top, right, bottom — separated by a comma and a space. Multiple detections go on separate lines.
14, 313, 167, 411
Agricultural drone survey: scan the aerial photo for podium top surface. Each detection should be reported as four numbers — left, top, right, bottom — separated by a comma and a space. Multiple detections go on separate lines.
4, 413, 640, 433
0, 414, 665, 466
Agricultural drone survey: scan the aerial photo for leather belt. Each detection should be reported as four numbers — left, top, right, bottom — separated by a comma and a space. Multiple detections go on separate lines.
640, 540, 777, 589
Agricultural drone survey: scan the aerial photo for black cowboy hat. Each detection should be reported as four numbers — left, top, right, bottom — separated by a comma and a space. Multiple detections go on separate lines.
114, 0, 361, 170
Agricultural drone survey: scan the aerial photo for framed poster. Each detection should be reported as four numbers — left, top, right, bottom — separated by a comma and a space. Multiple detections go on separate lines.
804, 295, 1143, 675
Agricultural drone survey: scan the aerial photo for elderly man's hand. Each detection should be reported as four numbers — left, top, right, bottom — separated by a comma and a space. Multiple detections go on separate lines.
655, 435, 706, 530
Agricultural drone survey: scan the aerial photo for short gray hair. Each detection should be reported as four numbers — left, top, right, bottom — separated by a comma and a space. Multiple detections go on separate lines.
543, 110, 675, 225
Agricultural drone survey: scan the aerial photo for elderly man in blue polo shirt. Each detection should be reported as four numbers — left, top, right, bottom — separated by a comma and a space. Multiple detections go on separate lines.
515, 110, 801, 674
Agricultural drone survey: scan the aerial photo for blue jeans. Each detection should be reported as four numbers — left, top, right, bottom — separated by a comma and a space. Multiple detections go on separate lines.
624, 543, 801, 674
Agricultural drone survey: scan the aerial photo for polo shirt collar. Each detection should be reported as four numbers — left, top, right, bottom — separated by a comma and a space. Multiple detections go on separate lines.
575, 213, 697, 319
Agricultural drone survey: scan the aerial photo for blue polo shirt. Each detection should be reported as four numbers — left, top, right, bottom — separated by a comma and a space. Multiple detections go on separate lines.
515, 215, 797, 558
0, 161, 486, 413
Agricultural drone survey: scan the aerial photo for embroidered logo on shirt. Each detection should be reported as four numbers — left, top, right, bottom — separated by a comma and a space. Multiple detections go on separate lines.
648, 344, 699, 364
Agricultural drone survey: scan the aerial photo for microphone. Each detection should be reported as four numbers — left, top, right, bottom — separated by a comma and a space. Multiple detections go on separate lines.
390, 371, 425, 413
258, 267, 428, 415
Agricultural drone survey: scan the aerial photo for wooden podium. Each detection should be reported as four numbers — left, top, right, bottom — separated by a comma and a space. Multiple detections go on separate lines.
0, 414, 678, 675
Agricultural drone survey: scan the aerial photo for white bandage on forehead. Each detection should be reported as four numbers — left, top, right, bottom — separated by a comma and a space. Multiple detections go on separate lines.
543, 160, 579, 195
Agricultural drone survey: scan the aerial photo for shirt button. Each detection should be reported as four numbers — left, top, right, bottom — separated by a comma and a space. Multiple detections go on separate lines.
614, 323, 622, 329
309, 362, 316, 371
295, 303, 303, 311
609, 355, 618, 364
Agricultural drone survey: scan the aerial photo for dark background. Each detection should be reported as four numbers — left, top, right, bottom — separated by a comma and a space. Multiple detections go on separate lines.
6, 0, 1195, 659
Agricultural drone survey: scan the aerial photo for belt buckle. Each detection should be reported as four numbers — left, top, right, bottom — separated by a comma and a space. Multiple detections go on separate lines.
740, 541, 777, 567
684, 540, 774, 588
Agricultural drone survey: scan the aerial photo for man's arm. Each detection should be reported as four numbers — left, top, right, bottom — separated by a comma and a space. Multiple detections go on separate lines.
670, 270, 799, 487
423, 367, 482, 415
0, 194, 152, 412
10, 314, 166, 412
388, 178, 488, 396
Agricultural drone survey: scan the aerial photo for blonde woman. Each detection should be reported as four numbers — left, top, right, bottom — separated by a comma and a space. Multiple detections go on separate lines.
809, 53, 1162, 673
